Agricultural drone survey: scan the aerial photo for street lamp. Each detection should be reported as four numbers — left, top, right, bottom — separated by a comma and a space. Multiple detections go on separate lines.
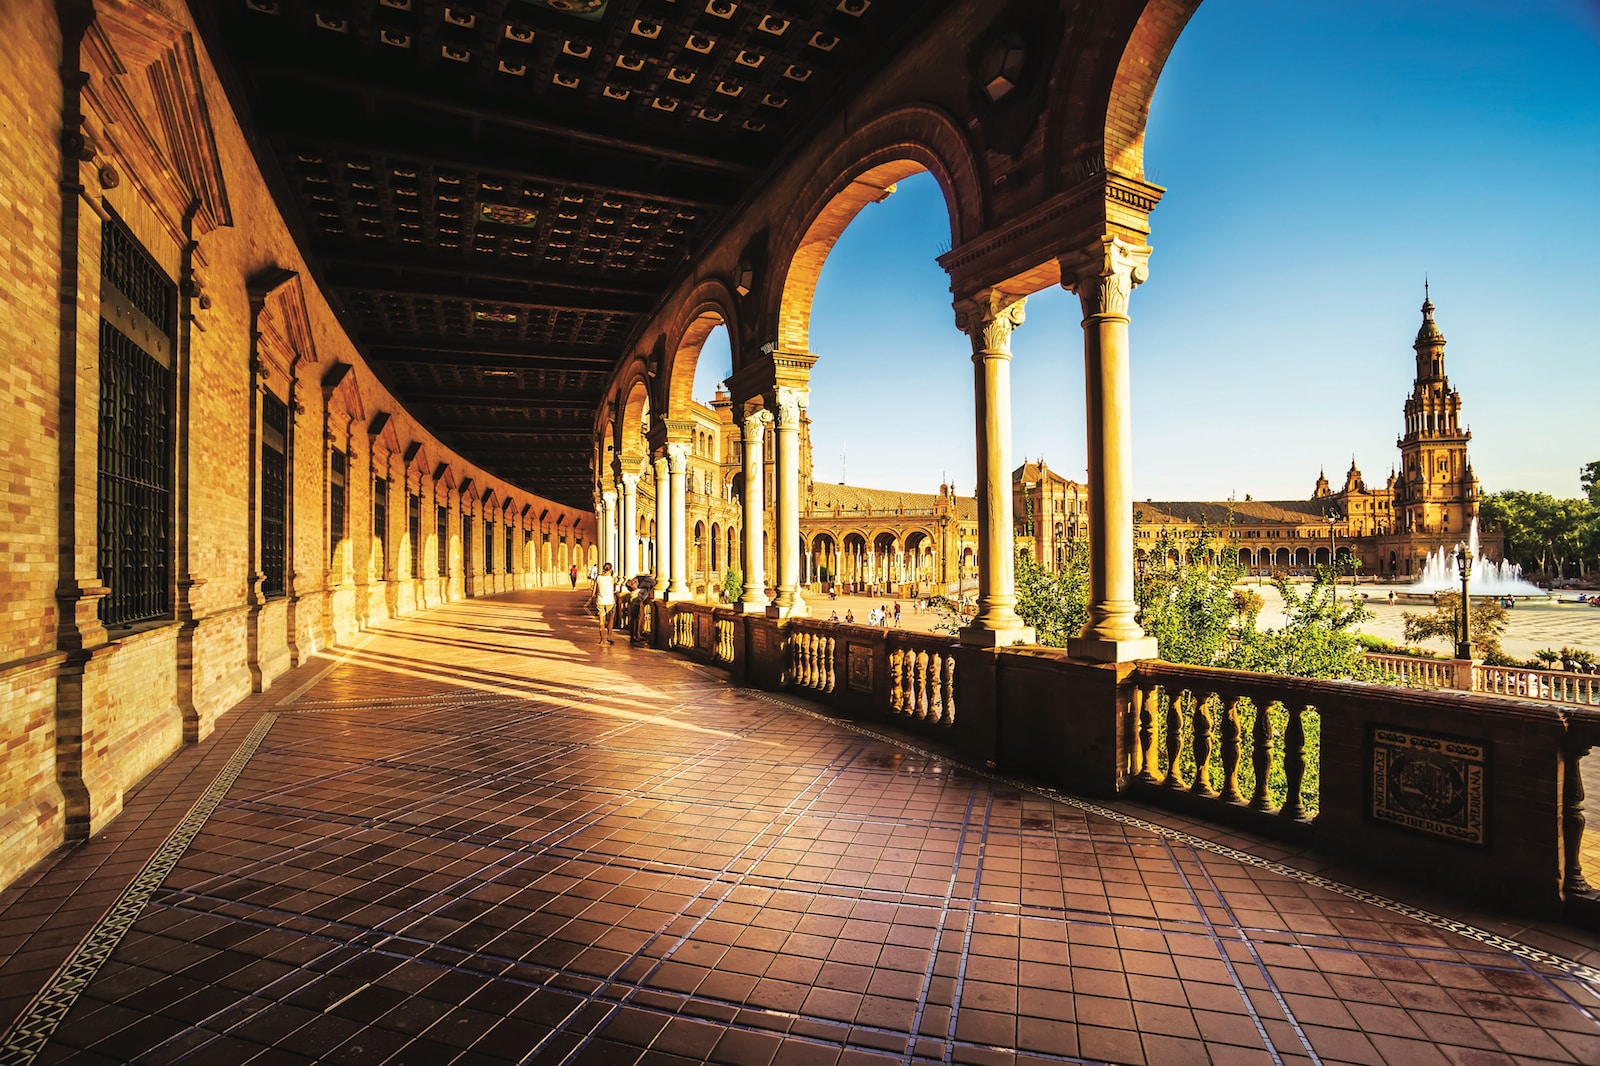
1455, 545, 1473, 660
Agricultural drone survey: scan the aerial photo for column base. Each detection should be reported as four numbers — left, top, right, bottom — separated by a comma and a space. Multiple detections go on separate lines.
662, 587, 694, 602
960, 624, 1034, 647
738, 596, 770, 614
765, 600, 810, 620
1067, 635, 1158, 663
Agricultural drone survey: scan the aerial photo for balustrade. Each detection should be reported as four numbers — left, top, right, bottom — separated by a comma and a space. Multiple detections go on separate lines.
715, 617, 735, 664
787, 626, 836, 693
1366, 652, 1449, 689
888, 635, 956, 725
672, 609, 694, 649
1479, 664, 1600, 705
1132, 663, 1318, 821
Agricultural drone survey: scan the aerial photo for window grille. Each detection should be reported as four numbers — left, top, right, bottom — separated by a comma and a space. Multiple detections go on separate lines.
436, 504, 448, 576
97, 214, 175, 628
261, 392, 288, 599
505, 525, 513, 573
463, 514, 474, 574
485, 516, 496, 573
373, 477, 389, 573
408, 493, 421, 579
329, 449, 347, 565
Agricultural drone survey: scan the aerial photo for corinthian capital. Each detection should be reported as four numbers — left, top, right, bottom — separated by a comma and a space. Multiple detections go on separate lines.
620, 472, 640, 492
742, 407, 773, 441
665, 441, 690, 472
773, 387, 809, 429
1062, 234, 1151, 320
954, 291, 1027, 356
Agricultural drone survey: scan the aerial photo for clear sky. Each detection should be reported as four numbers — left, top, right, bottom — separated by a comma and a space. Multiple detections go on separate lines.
693, 0, 1600, 502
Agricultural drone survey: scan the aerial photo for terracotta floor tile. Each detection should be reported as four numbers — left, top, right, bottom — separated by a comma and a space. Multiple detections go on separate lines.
3, 590, 1600, 1066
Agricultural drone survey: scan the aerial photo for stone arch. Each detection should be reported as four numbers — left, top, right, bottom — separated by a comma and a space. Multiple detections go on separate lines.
1044, 0, 1201, 187
660, 279, 739, 421
766, 106, 982, 357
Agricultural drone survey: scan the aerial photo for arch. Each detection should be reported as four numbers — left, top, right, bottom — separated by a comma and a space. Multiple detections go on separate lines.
1315, 547, 1330, 567
1275, 547, 1291, 569
710, 522, 721, 572
766, 106, 983, 356
1295, 547, 1311, 568
693, 520, 706, 574
660, 278, 739, 420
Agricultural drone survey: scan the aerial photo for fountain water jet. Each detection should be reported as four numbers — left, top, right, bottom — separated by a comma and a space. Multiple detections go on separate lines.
1411, 518, 1545, 596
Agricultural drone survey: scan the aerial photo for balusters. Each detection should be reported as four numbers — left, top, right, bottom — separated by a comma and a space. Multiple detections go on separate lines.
1564, 740, 1592, 895
1136, 687, 1158, 784
1162, 690, 1184, 789
1280, 703, 1308, 821
1190, 694, 1217, 798
890, 649, 904, 712
921, 646, 934, 713
1249, 702, 1273, 810
806, 632, 818, 686
824, 636, 836, 692
1219, 698, 1243, 804
929, 652, 944, 723
943, 655, 956, 725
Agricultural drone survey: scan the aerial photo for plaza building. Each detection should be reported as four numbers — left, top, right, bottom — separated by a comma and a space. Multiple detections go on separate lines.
1018, 294, 1505, 580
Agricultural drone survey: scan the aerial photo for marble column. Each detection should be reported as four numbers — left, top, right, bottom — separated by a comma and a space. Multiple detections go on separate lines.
600, 489, 617, 572
619, 472, 639, 578
653, 454, 672, 591
956, 292, 1033, 646
1064, 235, 1158, 662
769, 387, 808, 617
739, 408, 771, 613
666, 442, 691, 600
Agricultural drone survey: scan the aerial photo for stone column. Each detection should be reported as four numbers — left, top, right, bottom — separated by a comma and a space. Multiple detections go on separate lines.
955, 292, 1033, 646
653, 454, 672, 590
1063, 235, 1158, 662
666, 443, 692, 600
599, 489, 617, 571
739, 408, 772, 613
769, 387, 809, 617
620, 472, 639, 578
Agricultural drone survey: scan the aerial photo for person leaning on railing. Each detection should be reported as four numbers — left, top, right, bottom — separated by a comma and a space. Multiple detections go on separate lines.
630, 573, 656, 645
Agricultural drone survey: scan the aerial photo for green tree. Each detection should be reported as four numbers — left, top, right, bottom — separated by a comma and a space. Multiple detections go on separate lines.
1228, 567, 1387, 681
1582, 460, 1600, 507
1400, 591, 1509, 659
1134, 522, 1244, 668
721, 567, 742, 603
1013, 543, 1091, 647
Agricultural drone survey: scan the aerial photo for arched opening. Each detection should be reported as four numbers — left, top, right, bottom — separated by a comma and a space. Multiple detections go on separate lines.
810, 532, 838, 585
842, 532, 868, 591
1315, 546, 1330, 567
709, 523, 721, 573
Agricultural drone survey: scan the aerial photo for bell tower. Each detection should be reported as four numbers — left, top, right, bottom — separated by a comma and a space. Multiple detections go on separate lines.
1393, 285, 1479, 536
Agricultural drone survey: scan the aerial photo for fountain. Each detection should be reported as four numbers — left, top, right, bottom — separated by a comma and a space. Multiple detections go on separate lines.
1411, 518, 1546, 597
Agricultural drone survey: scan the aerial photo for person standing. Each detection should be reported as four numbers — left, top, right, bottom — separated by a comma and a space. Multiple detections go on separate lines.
594, 563, 617, 644
569, 563, 579, 588
893, 602, 902, 627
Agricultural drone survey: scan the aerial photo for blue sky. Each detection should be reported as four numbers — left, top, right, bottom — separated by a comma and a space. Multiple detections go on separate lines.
694, 0, 1600, 501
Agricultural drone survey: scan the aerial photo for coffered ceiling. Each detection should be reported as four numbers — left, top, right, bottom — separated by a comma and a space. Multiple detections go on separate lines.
199, 0, 946, 507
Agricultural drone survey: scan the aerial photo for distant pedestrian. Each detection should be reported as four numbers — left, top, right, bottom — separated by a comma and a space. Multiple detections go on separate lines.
893, 602, 902, 627
593, 563, 616, 644
569, 564, 579, 588
879, 605, 890, 629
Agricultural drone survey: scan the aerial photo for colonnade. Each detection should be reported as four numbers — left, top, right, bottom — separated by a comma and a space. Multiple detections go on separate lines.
593, 236, 1157, 660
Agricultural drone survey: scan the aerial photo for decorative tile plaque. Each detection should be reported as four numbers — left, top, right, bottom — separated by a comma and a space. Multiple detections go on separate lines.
1370, 726, 1487, 846
846, 643, 873, 693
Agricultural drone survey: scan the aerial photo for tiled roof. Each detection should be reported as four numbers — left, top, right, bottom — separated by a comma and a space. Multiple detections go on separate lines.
806, 482, 977, 520
1138, 499, 1339, 526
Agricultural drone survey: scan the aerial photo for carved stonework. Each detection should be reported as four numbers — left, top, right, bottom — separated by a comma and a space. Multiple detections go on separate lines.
665, 442, 690, 473
954, 291, 1027, 355
742, 407, 772, 442
773, 387, 808, 429
1063, 235, 1151, 320
620, 472, 640, 493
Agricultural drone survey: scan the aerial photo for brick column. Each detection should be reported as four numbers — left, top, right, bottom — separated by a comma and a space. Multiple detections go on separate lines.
769, 387, 809, 618
653, 454, 672, 592
666, 443, 691, 601
1063, 235, 1158, 662
739, 408, 772, 613
955, 291, 1033, 646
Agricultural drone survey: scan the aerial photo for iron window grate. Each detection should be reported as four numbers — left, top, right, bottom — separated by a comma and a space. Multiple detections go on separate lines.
408, 493, 421, 579
330, 449, 347, 565
373, 477, 389, 572
436, 504, 449, 576
261, 392, 288, 599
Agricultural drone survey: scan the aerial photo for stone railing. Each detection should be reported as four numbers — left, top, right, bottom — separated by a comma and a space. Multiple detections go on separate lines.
671, 607, 695, 650
715, 616, 736, 664
1129, 662, 1318, 820
1366, 651, 1455, 689
1365, 651, 1599, 705
888, 632, 957, 726
789, 625, 837, 694
1478, 664, 1600, 705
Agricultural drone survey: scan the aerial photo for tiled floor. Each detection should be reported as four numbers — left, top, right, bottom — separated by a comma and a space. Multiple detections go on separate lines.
4, 590, 1600, 1065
